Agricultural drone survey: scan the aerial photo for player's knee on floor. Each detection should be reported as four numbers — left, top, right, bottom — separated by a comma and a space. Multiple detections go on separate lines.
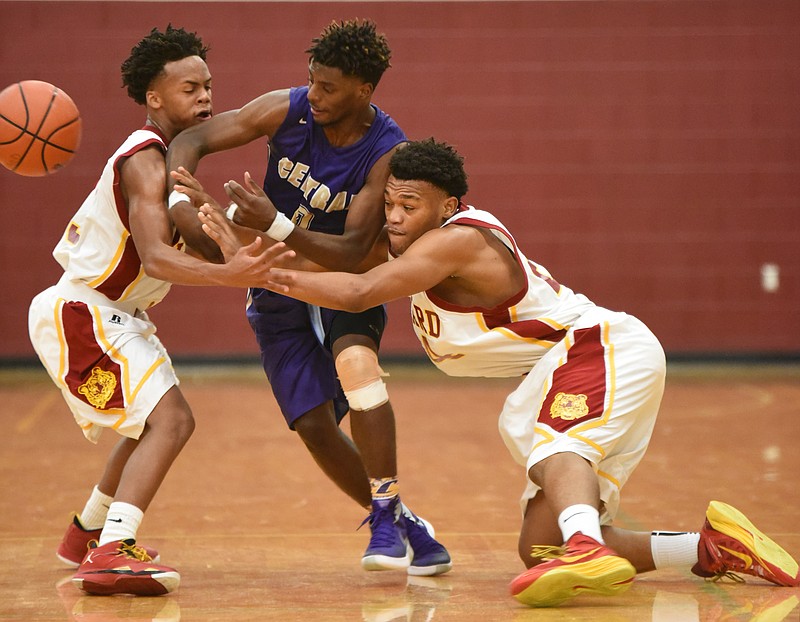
335, 345, 389, 411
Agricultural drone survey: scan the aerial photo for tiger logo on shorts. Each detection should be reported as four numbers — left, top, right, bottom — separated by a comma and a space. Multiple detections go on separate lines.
77, 367, 118, 409
549, 392, 589, 421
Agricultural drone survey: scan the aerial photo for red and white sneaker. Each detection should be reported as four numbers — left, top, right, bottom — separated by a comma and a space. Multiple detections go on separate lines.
692, 500, 800, 587
72, 539, 179, 596
57, 515, 160, 568
510, 533, 636, 607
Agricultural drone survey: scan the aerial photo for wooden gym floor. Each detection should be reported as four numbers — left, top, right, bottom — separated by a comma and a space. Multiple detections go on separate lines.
0, 362, 798, 621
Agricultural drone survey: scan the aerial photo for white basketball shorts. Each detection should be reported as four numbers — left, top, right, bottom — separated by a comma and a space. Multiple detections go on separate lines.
28, 282, 179, 443
498, 309, 666, 521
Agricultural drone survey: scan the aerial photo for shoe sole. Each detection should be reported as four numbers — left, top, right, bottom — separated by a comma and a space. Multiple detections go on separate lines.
362, 552, 411, 571
511, 556, 636, 607
72, 571, 180, 596
408, 561, 453, 577
707, 500, 799, 585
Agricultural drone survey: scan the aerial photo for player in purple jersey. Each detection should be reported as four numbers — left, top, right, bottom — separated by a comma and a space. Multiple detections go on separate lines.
166, 20, 450, 575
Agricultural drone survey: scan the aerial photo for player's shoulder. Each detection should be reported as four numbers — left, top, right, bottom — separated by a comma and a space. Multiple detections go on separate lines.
421, 219, 486, 251
239, 88, 292, 127
111, 128, 166, 168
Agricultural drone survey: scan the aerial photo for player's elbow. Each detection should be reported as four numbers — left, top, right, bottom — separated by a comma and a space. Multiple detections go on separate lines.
166, 128, 210, 171
139, 252, 171, 281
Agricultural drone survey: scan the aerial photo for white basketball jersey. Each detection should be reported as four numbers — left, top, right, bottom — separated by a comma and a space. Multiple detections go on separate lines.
409, 207, 597, 378
53, 129, 178, 311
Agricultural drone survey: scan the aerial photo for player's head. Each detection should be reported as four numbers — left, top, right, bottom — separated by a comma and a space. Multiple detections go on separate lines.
305, 20, 391, 126
121, 25, 212, 136
307, 19, 391, 89
389, 138, 469, 201
384, 139, 470, 255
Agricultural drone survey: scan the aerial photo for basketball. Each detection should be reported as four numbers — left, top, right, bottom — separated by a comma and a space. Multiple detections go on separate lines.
0, 80, 82, 176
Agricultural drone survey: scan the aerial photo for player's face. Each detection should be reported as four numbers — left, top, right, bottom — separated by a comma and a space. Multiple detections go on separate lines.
149, 56, 213, 133
307, 61, 372, 127
384, 176, 457, 256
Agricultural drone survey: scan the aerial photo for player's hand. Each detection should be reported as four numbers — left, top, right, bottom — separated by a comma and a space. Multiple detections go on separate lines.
199, 203, 243, 262
261, 267, 297, 295
171, 167, 222, 211
224, 240, 294, 289
200, 203, 294, 287
224, 171, 277, 231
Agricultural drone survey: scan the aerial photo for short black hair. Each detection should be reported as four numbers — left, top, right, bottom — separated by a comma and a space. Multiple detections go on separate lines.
389, 139, 469, 200
306, 19, 391, 88
121, 25, 209, 105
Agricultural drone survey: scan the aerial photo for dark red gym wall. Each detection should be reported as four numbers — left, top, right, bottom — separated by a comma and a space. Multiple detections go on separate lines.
2, 1, 798, 360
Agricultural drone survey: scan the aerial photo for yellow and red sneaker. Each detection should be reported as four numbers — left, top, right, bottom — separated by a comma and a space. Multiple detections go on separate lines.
692, 500, 800, 587
72, 539, 179, 596
510, 533, 636, 607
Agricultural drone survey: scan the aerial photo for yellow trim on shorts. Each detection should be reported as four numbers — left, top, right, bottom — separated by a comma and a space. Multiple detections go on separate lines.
532, 425, 555, 452
598, 469, 621, 490
53, 298, 67, 383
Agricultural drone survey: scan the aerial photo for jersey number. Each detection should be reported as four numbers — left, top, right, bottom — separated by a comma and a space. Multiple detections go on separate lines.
291, 205, 314, 230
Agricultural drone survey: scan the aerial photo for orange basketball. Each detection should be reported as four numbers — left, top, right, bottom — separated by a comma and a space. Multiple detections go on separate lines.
0, 80, 82, 176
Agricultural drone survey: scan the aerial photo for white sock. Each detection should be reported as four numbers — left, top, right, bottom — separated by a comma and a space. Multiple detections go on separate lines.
99, 501, 143, 546
79, 486, 114, 530
650, 531, 701, 569
558, 504, 604, 543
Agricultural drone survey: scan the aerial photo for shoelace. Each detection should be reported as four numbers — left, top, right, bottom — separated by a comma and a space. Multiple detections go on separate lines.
118, 541, 153, 562
358, 507, 400, 547
707, 570, 746, 583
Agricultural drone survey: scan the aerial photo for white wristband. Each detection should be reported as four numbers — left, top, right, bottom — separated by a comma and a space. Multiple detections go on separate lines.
168, 190, 191, 210
225, 203, 239, 221
265, 212, 295, 241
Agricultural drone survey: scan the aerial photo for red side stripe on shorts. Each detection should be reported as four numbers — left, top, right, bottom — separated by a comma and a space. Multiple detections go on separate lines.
60, 302, 125, 410
539, 325, 606, 433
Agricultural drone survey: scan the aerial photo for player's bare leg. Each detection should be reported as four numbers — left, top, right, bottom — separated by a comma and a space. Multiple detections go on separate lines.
95, 437, 138, 499
528, 452, 602, 530
518, 495, 562, 565
332, 335, 451, 575
349, 400, 397, 480
113, 387, 195, 511
293, 402, 372, 507
602, 527, 656, 572
72, 387, 194, 596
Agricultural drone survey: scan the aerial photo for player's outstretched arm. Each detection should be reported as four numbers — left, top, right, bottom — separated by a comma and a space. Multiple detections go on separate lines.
199, 203, 332, 274
166, 91, 291, 262
264, 227, 468, 312
125, 147, 282, 289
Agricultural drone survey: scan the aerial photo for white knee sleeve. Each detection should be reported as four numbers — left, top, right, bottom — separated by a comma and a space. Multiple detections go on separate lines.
335, 345, 389, 411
